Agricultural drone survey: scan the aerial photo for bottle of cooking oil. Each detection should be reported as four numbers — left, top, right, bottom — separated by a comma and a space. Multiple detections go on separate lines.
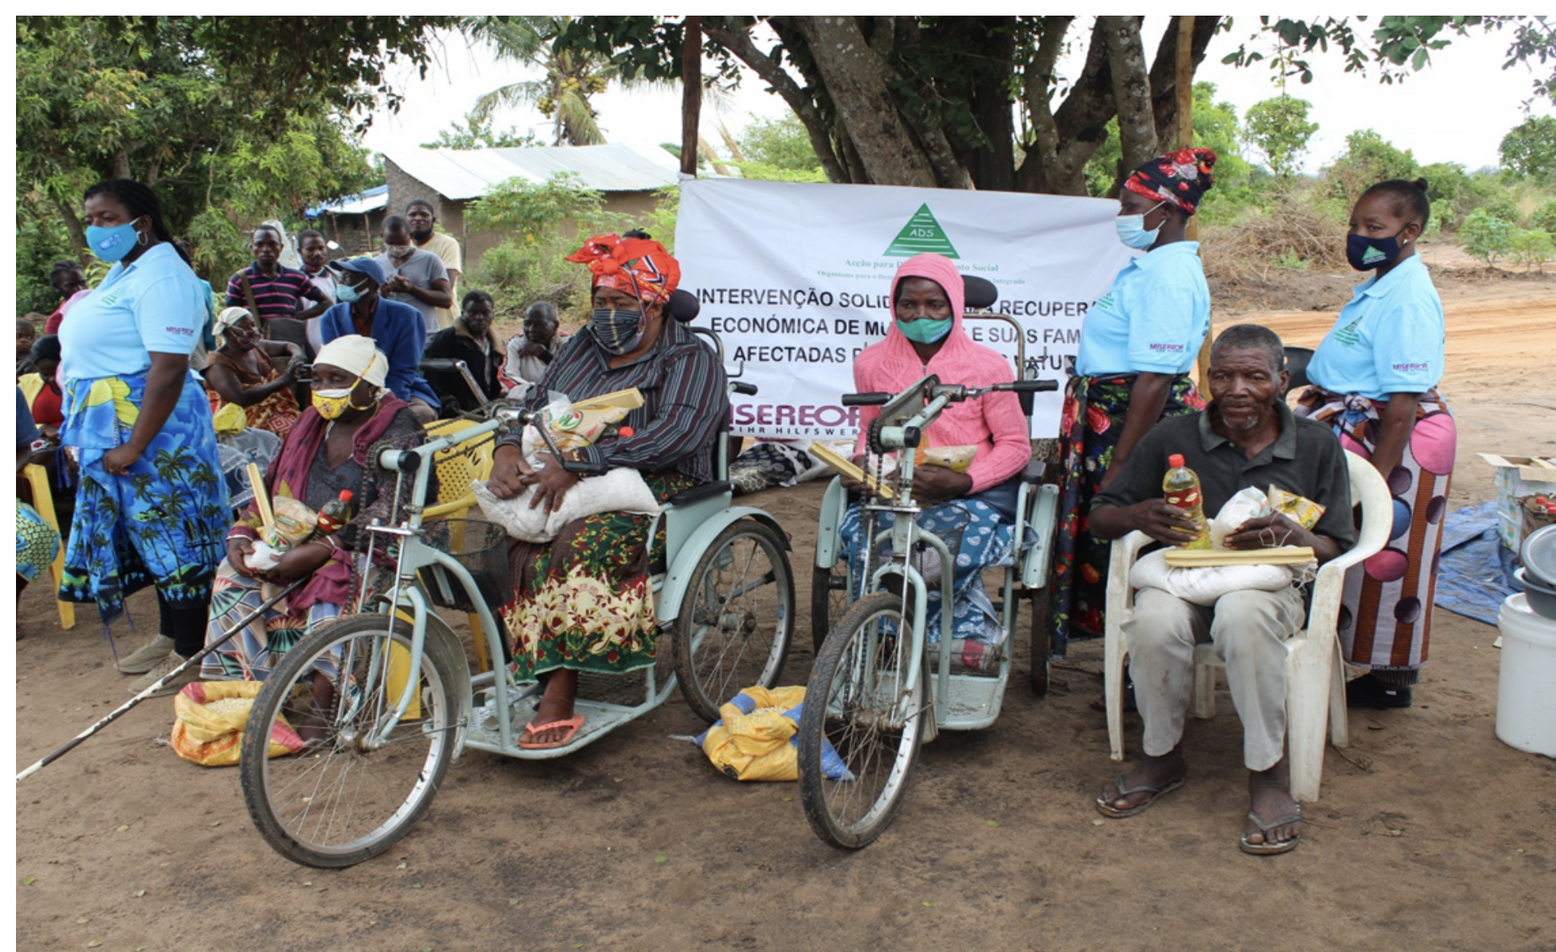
1162, 454, 1211, 549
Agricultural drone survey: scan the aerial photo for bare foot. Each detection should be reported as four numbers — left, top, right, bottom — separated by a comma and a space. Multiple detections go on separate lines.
1244, 760, 1302, 849
525, 669, 580, 746
1098, 745, 1187, 815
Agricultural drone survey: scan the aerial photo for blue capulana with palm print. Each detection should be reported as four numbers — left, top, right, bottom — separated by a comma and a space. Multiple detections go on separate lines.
58, 369, 228, 620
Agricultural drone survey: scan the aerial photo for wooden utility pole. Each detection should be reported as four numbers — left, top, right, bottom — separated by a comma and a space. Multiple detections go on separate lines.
1177, 15, 1212, 397
680, 17, 702, 178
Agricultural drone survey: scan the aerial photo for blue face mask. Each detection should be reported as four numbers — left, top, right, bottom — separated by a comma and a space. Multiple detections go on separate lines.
1114, 202, 1165, 251
1346, 231, 1405, 271
896, 317, 953, 344
335, 281, 364, 303
85, 217, 144, 263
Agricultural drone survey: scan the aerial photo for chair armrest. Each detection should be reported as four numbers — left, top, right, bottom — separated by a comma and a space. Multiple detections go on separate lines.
1104, 531, 1150, 618
1019, 460, 1046, 484
424, 493, 475, 520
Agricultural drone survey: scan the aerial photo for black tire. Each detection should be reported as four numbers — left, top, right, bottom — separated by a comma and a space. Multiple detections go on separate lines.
240, 614, 461, 868
810, 560, 852, 651
1029, 586, 1053, 697
674, 520, 795, 723
797, 592, 929, 850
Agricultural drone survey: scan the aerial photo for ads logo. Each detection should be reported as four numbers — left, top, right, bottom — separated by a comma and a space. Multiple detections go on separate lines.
884, 204, 959, 258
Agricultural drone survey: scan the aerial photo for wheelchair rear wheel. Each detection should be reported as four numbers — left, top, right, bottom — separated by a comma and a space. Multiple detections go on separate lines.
1029, 587, 1053, 696
674, 520, 795, 722
797, 592, 929, 850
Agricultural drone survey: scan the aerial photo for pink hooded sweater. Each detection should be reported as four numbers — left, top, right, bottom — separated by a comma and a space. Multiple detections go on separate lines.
851, 254, 1030, 494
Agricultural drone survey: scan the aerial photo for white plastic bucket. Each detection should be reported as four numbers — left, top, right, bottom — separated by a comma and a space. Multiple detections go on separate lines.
1496, 594, 1556, 758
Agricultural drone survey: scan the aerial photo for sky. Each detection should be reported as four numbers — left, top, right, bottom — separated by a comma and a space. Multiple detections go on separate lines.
359, 19, 1555, 179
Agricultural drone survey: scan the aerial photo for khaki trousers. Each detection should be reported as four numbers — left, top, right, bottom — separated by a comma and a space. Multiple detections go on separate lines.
1126, 585, 1306, 772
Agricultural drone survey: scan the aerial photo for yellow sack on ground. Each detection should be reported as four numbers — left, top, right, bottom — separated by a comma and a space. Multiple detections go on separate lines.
699, 685, 807, 782
170, 681, 306, 767
211, 402, 247, 436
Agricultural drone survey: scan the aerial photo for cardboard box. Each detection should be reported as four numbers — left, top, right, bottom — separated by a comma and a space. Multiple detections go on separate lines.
1479, 454, 1556, 549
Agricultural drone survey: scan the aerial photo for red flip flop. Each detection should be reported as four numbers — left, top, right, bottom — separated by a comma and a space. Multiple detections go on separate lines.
518, 714, 585, 750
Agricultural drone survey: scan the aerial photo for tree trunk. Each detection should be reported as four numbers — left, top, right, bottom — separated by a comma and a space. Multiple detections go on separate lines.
1148, 16, 1222, 153
53, 196, 88, 259
1100, 16, 1158, 174
680, 16, 702, 178
792, 16, 938, 188
704, 17, 849, 183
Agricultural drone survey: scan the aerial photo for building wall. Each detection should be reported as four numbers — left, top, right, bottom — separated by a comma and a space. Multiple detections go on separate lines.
382, 157, 666, 277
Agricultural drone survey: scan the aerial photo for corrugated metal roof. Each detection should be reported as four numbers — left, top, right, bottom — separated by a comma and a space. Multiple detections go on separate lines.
306, 184, 389, 218
382, 143, 678, 200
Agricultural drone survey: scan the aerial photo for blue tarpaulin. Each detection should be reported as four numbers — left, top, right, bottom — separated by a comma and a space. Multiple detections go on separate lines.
1433, 501, 1518, 627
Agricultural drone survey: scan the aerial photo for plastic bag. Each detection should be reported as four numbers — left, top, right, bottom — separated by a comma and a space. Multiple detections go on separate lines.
694, 686, 852, 782
472, 468, 661, 543
1209, 487, 1271, 549
1267, 487, 1324, 530
169, 681, 305, 767
1128, 548, 1295, 607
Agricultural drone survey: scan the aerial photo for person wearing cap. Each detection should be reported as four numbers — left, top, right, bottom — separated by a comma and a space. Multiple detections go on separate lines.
1051, 149, 1218, 666
202, 307, 303, 438
1087, 324, 1355, 856
202, 335, 429, 683
318, 256, 440, 424
485, 233, 728, 750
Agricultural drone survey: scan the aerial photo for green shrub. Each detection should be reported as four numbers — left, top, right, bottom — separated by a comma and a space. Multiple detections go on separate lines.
1509, 229, 1555, 272
1530, 199, 1556, 237
1462, 209, 1517, 265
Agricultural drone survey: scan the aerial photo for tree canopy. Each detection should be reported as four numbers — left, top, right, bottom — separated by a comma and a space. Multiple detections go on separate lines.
547, 15, 1555, 195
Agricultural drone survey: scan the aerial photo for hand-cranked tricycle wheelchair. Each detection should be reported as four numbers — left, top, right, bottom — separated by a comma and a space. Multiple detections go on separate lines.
239, 291, 797, 867
800, 278, 1062, 849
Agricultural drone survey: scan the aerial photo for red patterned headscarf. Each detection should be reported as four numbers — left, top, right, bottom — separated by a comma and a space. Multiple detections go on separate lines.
1123, 148, 1218, 214
565, 234, 681, 303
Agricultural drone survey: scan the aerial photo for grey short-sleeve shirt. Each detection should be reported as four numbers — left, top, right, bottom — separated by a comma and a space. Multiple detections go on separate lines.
1093, 401, 1357, 549
374, 248, 448, 335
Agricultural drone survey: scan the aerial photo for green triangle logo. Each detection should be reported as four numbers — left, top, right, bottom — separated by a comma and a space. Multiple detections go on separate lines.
1362, 245, 1387, 264
883, 204, 960, 258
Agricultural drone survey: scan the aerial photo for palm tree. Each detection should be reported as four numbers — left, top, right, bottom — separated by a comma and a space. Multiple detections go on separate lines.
467, 16, 651, 148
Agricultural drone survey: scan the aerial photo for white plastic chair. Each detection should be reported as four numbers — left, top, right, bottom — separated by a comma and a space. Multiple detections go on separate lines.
1102, 449, 1393, 801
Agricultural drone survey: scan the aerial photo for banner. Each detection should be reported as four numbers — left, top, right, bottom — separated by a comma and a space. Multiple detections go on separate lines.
674, 178, 1133, 440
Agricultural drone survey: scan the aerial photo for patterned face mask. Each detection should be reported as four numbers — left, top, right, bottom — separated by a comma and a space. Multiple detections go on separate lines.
588, 308, 646, 355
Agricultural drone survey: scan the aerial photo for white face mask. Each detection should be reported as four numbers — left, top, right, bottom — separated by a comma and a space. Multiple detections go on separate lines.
1115, 201, 1167, 250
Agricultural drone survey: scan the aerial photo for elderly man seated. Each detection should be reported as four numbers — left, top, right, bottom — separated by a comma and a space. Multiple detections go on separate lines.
1088, 323, 1355, 856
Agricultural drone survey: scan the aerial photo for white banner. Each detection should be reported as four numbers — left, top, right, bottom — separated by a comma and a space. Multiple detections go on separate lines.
674, 178, 1133, 440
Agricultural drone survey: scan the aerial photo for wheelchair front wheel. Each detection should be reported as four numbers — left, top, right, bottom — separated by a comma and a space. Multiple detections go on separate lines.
240, 615, 460, 868
797, 592, 929, 850
1029, 586, 1053, 696
810, 560, 852, 651
673, 519, 795, 722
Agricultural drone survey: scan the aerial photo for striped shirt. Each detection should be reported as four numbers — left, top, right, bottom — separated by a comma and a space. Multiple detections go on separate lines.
497, 320, 728, 483
224, 264, 317, 321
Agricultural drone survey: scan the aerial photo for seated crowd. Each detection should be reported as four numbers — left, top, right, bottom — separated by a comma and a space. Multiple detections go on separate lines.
20, 161, 1453, 859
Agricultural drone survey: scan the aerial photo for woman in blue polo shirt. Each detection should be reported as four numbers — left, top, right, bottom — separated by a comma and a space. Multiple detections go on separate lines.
1296, 178, 1452, 710
57, 179, 228, 697
1050, 149, 1216, 656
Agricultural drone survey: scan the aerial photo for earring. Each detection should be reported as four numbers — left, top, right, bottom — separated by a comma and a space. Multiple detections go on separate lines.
137, 228, 149, 246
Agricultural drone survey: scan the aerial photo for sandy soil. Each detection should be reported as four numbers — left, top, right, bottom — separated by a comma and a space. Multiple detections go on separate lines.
14, 273, 1556, 952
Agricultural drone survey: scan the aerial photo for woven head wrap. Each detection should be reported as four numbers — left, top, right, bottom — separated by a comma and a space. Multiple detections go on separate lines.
314, 334, 389, 391
565, 234, 681, 304
1123, 148, 1218, 214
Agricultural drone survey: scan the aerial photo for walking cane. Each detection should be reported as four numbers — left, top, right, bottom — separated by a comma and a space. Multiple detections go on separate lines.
16, 579, 305, 783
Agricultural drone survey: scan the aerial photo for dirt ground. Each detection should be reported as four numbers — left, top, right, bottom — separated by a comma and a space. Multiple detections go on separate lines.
14, 269, 1556, 952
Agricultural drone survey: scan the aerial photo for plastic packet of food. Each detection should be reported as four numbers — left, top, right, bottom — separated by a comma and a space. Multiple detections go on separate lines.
920, 445, 977, 473
523, 389, 639, 456
1267, 487, 1325, 529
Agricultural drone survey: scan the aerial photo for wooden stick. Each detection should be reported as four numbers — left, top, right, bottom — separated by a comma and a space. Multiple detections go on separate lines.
246, 463, 273, 527
1164, 545, 1314, 567
808, 442, 895, 500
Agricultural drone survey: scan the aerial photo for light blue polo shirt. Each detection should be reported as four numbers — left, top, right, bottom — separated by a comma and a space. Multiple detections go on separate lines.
58, 243, 207, 382
1305, 254, 1444, 400
1074, 241, 1210, 377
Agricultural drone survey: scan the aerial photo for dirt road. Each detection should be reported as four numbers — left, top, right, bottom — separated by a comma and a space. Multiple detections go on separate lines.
14, 279, 1556, 951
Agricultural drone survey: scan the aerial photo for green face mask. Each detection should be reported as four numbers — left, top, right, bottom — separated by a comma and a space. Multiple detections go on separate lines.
896, 317, 953, 344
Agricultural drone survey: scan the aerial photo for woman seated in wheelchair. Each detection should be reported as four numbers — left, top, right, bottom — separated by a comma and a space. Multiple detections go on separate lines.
840, 253, 1032, 670
201, 335, 427, 685
485, 235, 728, 749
